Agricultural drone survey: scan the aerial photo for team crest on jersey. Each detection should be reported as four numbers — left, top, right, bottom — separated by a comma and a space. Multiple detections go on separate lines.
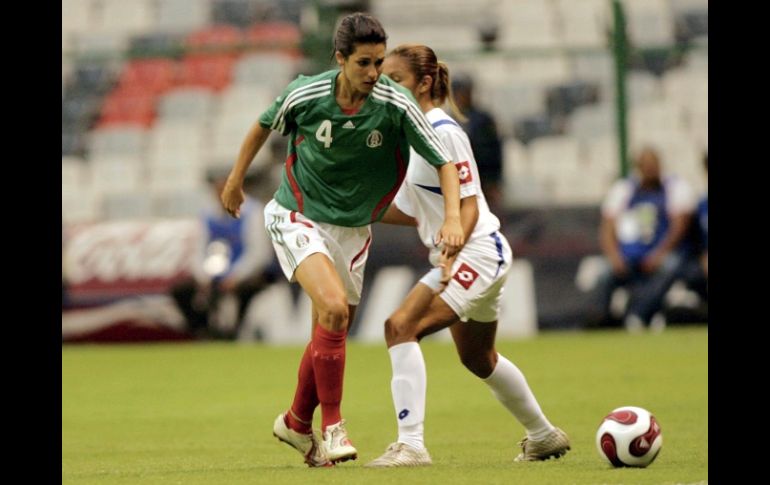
453, 262, 479, 290
367, 129, 383, 148
455, 161, 473, 184
296, 233, 310, 248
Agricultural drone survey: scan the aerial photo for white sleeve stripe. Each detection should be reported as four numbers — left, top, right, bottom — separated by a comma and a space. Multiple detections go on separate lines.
275, 91, 330, 133
372, 86, 451, 162
271, 80, 332, 131
373, 85, 448, 159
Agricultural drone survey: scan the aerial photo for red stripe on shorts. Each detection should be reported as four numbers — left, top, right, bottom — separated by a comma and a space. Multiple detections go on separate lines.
290, 211, 313, 228
349, 232, 372, 271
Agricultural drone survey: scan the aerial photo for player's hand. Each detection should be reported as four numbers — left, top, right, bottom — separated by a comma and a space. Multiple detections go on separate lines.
436, 218, 464, 257
438, 251, 458, 293
220, 176, 245, 218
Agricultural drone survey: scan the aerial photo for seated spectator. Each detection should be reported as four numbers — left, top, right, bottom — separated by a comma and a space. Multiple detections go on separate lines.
170, 170, 275, 339
589, 146, 696, 332
680, 151, 708, 305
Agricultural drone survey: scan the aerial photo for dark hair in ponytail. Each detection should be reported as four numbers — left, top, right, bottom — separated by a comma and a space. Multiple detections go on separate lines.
387, 44, 467, 122
333, 12, 388, 59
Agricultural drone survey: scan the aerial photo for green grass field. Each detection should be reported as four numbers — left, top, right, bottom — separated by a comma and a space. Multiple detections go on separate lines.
62, 326, 707, 484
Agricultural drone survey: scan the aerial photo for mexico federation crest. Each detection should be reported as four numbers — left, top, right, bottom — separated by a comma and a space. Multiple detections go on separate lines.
296, 233, 310, 248
367, 129, 383, 148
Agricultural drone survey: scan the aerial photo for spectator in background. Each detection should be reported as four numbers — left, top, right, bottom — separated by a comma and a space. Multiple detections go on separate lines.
451, 73, 503, 214
681, 151, 708, 303
170, 170, 275, 340
590, 146, 696, 332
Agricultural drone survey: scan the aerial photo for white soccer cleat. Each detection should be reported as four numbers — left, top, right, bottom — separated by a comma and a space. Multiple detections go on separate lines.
272, 413, 331, 467
365, 442, 433, 468
514, 427, 571, 462
321, 420, 358, 464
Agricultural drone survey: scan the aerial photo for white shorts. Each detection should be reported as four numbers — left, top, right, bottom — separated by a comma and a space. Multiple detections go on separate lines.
420, 231, 512, 323
264, 199, 372, 305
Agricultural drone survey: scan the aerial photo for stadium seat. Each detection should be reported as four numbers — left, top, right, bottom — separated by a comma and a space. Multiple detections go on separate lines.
218, 84, 275, 118
128, 32, 186, 59
103, 191, 154, 221
513, 114, 559, 146
97, 0, 155, 36
626, 71, 664, 107
554, 0, 609, 49
185, 25, 244, 55
156, 0, 211, 33
545, 80, 600, 118
151, 187, 209, 219
157, 87, 216, 123
566, 103, 614, 141
624, 0, 675, 48
62, 189, 101, 225
97, 89, 157, 128
62, 156, 90, 195
496, 0, 559, 49
243, 22, 302, 51
232, 52, 300, 90
483, 82, 546, 138
178, 54, 237, 92
117, 59, 178, 96
87, 124, 149, 158
89, 155, 146, 194
212, 0, 265, 28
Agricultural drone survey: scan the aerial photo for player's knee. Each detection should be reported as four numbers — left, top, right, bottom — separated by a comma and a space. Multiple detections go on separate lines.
384, 312, 415, 346
317, 296, 349, 331
459, 349, 496, 378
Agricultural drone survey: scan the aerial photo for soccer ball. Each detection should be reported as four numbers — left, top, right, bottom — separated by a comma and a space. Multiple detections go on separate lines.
596, 406, 662, 468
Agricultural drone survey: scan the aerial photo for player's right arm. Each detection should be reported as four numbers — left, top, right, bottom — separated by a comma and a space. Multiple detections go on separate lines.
221, 122, 271, 218
222, 75, 310, 218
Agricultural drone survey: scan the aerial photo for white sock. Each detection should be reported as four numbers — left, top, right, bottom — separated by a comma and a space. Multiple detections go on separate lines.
388, 342, 426, 450
483, 353, 554, 441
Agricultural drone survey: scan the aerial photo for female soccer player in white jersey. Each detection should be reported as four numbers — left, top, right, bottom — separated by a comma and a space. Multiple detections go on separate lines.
365, 44, 571, 467
220, 14, 464, 467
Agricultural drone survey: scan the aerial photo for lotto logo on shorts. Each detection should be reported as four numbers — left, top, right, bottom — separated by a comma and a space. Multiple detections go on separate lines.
453, 263, 479, 289
455, 161, 473, 184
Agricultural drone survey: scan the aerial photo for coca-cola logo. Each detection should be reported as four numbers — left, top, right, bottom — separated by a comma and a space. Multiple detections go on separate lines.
63, 220, 200, 286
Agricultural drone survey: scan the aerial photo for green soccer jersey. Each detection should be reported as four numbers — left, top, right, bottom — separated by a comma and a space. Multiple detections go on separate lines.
259, 69, 452, 227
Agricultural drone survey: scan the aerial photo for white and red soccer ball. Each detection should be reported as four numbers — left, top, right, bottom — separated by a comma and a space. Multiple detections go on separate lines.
596, 406, 662, 468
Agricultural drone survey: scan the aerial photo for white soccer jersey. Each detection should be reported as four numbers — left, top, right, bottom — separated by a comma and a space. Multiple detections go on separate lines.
393, 108, 501, 266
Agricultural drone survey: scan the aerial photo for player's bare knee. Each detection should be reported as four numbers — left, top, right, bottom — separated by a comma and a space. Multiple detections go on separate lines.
384, 313, 415, 346
459, 350, 496, 378
318, 296, 349, 331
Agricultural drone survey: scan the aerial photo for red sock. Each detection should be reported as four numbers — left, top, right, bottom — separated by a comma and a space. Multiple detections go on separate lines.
312, 325, 347, 431
286, 341, 317, 434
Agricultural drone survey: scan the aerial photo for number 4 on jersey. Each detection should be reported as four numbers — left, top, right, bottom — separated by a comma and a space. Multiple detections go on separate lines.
316, 120, 333, 148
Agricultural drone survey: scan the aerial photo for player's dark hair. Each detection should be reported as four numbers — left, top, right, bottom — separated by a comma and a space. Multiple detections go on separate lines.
388, 44, 467, 122
334, 12, 388, 58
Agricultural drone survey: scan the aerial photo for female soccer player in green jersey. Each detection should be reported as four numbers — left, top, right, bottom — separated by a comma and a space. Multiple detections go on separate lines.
220, 13, 465, 467
365, 44, 570, 467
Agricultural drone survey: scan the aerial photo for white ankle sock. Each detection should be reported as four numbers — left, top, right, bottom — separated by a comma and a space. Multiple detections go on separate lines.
483, 354, 554, 440
389, 342, 427, 450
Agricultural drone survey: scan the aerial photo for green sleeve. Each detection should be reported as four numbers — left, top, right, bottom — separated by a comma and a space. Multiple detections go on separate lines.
258, 76, 304, 136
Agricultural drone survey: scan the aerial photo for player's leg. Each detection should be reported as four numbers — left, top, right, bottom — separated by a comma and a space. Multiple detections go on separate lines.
366, 283, 457, 467
293, 253, 357, 463
450, 320, 570, 461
